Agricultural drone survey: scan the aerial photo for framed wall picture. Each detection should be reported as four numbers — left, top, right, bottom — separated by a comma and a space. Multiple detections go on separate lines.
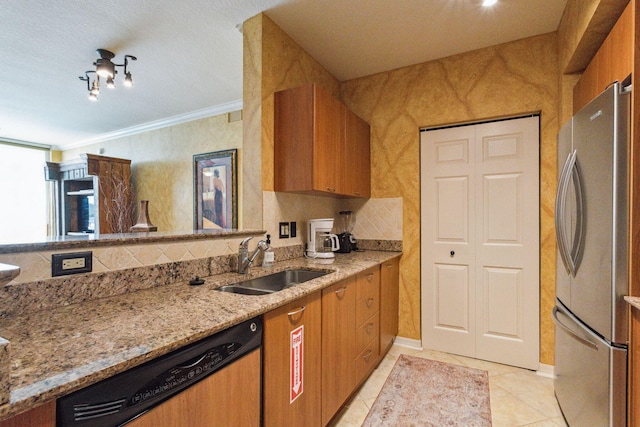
193, 149, 237, 230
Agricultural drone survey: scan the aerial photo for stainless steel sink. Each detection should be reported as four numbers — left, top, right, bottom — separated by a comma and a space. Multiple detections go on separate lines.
216, 269, 329, 295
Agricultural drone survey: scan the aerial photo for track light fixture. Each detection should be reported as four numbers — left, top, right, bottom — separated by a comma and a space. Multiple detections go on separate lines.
79, 49, 137, 101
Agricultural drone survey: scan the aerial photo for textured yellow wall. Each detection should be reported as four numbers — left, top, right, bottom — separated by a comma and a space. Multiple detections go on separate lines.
340, 33, 559, 364
62, 114, 242, 233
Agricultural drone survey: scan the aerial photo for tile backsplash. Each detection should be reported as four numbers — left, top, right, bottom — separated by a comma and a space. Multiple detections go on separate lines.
0, 237, 246, 285
263, 191, 403, 248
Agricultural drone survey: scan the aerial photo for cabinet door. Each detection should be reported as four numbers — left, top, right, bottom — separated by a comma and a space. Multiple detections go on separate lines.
263, 292, 322, 427
321, 277, 356, 425
355, 267, 380, 383
0, 400, 55, 427
344, 109, 371, 198
631, 308, 640, 427
274, 85, 315, 192
380, 258, 400, 358
313, 85, 345, 195
126, 349, 261, 427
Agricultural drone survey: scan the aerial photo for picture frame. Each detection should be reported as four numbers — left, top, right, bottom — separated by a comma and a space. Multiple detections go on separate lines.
193, 149, 237, 230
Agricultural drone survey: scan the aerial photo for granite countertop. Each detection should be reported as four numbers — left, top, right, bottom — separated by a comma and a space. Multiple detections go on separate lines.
0, 251, 400, 420
625, 296, 640, 311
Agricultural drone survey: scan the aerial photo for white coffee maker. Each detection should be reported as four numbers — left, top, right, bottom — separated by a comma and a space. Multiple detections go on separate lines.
306, 218, 340, 262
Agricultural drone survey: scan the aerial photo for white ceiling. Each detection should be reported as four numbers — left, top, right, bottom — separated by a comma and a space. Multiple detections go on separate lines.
0, 0, 566, 149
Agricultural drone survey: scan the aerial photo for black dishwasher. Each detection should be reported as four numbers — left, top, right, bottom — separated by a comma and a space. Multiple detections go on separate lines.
57, 317, 262, 427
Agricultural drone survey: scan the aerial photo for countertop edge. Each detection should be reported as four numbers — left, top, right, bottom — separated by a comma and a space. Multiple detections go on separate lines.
625, 295, 640, 311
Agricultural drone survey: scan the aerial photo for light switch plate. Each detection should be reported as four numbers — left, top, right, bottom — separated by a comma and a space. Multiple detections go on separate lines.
279, 222, 290, 239
52, 251, 92, 276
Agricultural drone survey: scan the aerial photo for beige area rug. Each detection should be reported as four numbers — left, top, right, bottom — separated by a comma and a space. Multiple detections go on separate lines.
362, 354, 492, 426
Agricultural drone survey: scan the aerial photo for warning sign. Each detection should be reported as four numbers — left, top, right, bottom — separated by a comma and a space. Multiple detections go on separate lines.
290, 325, 304, 403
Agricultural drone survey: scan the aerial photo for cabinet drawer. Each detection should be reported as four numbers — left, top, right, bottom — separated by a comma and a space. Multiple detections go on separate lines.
356, 267, 380, 299
356, 287, 379, 326
355, 336, 379, 382
355, 312, 379, 355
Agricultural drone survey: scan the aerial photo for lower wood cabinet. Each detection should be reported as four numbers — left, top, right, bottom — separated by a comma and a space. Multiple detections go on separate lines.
355, 267, 381, 382
0, 400, 55, 427
321, 277, 356, 425
631, 307, 640, 427
380, 258, 400, 357
127, 349, 261, 427
263, 291, 322, 427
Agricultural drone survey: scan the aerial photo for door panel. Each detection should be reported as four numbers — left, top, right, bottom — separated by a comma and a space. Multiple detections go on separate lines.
483, 267, 522, 338
436, 177, 469, 241
422, 125, 476, 357
421, 116, 539, 369
483, 174, 520, 242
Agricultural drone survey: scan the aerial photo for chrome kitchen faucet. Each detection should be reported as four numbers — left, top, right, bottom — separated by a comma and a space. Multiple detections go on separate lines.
238, 236, 269, 274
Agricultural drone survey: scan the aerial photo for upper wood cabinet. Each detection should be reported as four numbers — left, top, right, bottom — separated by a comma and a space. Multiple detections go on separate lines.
274, 84, 371, 198
573, 1, 633, 113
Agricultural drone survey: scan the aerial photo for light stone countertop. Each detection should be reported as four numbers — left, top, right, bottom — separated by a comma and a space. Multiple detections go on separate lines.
0, 251, 400, 420
625, 296, 640, 311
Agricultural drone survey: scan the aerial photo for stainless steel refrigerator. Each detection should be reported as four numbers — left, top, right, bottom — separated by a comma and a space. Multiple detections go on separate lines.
553, 81, 630, 427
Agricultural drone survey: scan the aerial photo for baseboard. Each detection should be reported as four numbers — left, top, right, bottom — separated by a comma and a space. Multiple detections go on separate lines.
393, 336, 423, 350
536, 363, 555, 378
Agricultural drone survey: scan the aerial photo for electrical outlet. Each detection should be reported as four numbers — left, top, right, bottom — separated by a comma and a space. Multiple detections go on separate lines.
62, 258, 85, 270
52, 252, 92, 277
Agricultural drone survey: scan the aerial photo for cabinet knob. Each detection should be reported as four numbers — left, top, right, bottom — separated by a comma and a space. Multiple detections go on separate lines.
365, 323, 374, 334
366, 297, 374, 308
450, 250, 455, 257
363, 350, 373, 361
326, 187, 336, 192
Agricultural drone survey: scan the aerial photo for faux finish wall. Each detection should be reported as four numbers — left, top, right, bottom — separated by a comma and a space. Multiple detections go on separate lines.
340, 33, 559, 365
62, 114, 242, 233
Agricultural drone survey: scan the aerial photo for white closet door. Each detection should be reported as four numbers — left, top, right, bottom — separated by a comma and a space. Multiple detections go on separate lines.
420, 116, 540, 369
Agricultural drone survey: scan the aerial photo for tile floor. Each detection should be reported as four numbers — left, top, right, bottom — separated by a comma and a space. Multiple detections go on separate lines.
332, 344, 567, 426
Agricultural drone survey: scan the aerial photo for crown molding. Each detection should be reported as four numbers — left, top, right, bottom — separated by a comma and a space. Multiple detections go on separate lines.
54, 99, 243, 150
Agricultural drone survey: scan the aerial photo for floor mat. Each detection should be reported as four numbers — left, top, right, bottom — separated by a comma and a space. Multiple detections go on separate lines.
362, 354, 492, 426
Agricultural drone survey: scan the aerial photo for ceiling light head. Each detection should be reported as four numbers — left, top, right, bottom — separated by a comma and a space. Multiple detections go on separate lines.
482, 0, 498, 6
124, 72, 133, 87
80, 49, 138, 101
90, 80, 100, 96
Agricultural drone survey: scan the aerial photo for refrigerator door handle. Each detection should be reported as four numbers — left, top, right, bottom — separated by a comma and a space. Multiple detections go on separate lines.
555, 151, 575, 275
552, 306, 598, 351
569, 153, 585, 274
